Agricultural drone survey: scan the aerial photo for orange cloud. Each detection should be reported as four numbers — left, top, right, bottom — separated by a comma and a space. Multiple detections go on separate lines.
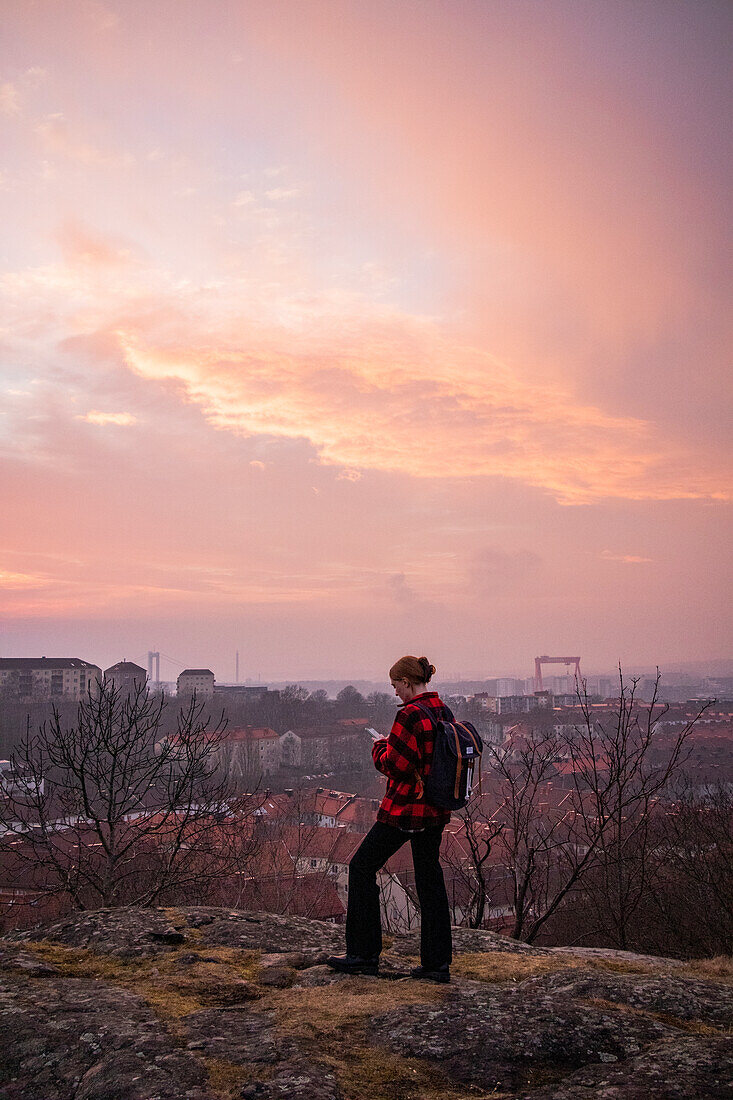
0, 569, 47, 589
79, 411, 137, 426
115, 315, 729, 505
2, 234, 729, 505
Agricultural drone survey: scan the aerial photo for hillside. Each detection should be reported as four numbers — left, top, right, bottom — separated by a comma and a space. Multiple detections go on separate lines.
1, 907, 731, 1099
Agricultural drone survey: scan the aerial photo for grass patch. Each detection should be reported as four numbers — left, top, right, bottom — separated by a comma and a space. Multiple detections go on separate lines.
581, 995, 725, 1036
25, 940, 261, 1020
452, 951, 581, 984
331, 1045, 471, 1100
678, 956, 733, 984
204, 1058, 270, 1099
160, 906, 188, 928
452, 950, 664, 984
263, 977, 447, 1040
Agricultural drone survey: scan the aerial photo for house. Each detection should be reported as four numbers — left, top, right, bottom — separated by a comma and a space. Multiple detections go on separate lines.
104, 661, 147, 695
282, 723, 374, 770
294, 728, 331, 770
0, 760, 44, 798
177, 669, 215, 697
472, 692, 498, 712
273, 823, 416, 928
253, 788, 381, 834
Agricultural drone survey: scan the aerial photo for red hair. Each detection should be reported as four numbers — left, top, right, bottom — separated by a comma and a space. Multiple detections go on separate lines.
389, 656, 436, 685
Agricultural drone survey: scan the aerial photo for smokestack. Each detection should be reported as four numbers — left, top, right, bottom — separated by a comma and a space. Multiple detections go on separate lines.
235, 650, 239, 684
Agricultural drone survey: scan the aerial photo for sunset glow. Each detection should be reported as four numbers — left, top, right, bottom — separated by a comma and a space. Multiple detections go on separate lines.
1, 1, 730, 679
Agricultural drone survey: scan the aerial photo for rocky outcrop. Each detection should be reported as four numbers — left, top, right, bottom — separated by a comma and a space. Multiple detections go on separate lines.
0, 977, 212, 1100
370, 972, 731, 1095
10, 905, 345, 958
519, 967, 733, 1028
1, 907, 731, 1100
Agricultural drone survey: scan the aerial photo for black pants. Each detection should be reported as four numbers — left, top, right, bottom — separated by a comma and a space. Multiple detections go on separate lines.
345, 820, 452, 968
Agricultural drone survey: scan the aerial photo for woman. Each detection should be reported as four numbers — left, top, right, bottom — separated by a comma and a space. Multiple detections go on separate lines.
327, 655, 452, 982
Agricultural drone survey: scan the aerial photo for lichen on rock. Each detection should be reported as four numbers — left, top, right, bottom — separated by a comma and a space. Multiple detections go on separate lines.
1, 906, 731, 1100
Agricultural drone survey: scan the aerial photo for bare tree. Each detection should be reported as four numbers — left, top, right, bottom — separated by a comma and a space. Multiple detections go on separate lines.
645, 780, 733, 957
0, 679, 244, 909
486, 671, 710, 944
442, 802, 504, 927
564, 671, 709, 949
487, 725, 573, 940
236, 788, 342, 919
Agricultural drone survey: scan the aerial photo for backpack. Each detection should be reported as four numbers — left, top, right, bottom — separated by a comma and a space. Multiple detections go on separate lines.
412, 703, 483, 810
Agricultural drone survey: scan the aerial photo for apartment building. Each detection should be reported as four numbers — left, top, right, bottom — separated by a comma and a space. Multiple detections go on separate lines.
217, 727, 281, 777
177, 669, 215, 697
0, 658, 102, 700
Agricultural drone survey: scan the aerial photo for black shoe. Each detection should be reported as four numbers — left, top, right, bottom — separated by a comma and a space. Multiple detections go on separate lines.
326, 953, 379, 975
410, 964, 450, 984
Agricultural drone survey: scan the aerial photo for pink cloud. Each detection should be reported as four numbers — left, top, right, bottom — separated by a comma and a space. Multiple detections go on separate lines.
56, 221, 136, 268
0, 82, 20, 115
601, 551, 654, 564
115, 316, 729, 505
35, 113, 127, 167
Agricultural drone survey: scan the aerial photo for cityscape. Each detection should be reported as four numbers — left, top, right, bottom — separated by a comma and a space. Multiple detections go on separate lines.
2, 649, 731, 945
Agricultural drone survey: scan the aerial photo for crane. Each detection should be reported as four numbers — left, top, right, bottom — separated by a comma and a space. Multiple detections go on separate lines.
534, 656, 582, 693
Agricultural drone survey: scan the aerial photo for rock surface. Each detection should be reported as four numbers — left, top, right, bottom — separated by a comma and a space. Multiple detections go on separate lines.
391, 924, 555, 957
522, 1036, 733, 1100
519, 967, 733, 1028
0, 974, 214, 1100
1, 906, 731, 1100
370, 978, 678, 1091
10, 906, 190, 959
546, 945, 685, 970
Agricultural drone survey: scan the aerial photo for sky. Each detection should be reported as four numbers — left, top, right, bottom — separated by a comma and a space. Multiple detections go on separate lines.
1, 0, 731, 683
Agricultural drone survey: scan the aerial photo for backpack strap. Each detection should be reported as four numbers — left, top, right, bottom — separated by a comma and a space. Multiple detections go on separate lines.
409, 701, 455, 726
404, 702, 449, 792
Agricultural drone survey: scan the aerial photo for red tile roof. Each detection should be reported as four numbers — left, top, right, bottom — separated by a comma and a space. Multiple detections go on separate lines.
223, 727, 280, 742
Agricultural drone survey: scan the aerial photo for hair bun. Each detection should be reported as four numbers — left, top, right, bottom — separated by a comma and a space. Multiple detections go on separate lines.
418, 657, 436, 683
389, 655, 436, 686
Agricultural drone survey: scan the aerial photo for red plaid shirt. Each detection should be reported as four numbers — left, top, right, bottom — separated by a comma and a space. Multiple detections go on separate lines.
372, 691, 451, 831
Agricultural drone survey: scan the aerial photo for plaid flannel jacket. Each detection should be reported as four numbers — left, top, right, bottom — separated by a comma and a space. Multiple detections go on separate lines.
372, 691, 451, 831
